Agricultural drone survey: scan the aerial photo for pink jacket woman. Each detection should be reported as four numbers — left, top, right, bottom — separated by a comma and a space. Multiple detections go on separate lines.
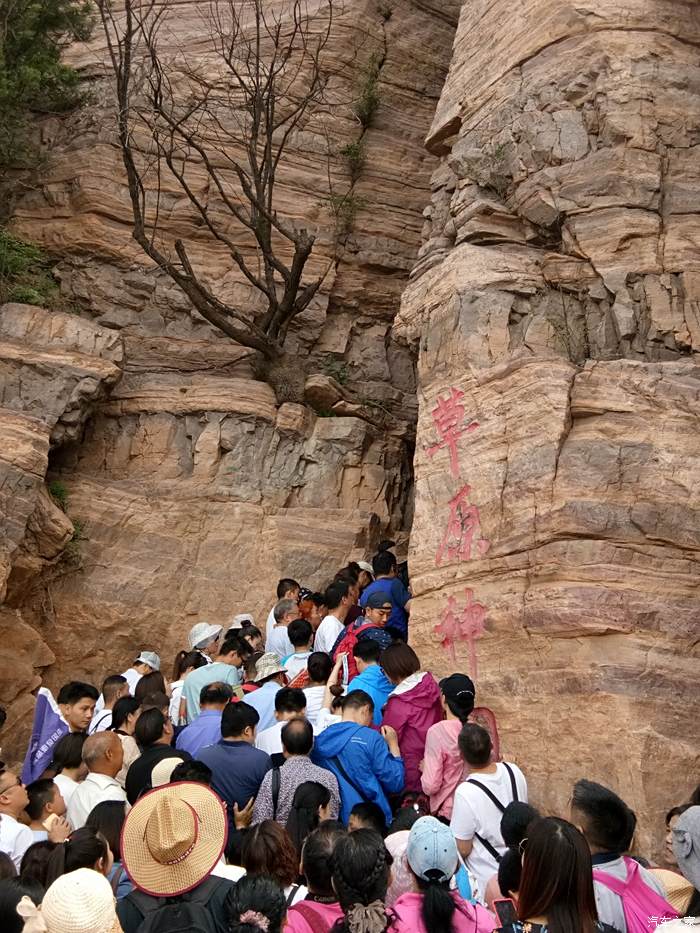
380, 644, 442, 792
392, 891, 495, 933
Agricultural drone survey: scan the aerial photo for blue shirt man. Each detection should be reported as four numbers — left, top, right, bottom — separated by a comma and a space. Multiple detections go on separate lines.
175, 682, 232, 757
196, 701, 271, 832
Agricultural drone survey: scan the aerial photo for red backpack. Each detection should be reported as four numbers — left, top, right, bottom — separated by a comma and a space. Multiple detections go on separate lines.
331, 623, 381, 682
592, 857, 679, 933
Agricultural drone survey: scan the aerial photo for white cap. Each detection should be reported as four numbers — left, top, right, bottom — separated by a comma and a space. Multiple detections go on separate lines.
188, 622, 223, 650
136, 651, 161, 671
229, 613, 254, 630
357, 560, 374, 577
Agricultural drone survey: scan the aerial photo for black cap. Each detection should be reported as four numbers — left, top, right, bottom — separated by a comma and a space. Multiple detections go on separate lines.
439, 673, 475, 706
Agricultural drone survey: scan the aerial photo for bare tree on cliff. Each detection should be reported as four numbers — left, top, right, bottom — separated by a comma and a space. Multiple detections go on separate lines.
97, 0, 335, 358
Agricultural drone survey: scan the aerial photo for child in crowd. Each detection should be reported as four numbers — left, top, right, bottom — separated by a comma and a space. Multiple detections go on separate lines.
24, 780, 70, 843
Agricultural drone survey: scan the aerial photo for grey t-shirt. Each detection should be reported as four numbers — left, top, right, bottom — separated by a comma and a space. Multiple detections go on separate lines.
593, 856, 667, 933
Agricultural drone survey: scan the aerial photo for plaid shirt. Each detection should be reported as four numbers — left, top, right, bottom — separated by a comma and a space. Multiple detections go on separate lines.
252, 755, 340, 826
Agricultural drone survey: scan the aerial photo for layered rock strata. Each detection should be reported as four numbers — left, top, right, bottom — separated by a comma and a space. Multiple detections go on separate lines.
0, 0, 460, 762
0, 303, 124, 756
397, 0, 700, 853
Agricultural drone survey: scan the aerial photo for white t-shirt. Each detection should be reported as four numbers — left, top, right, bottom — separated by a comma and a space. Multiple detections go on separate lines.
267, 625, 294, 660
314, 614, 344, 654
95, 667, 141, 715
313, 708, 342, 735
54, 773, 79, 806
283, 651, 312, 680
122, 668, 142, 694
265, 607, 277, 651
89, 709, 113, 734
450, 762, 528, 900
255, 721, 285, 756
303, 686, 326, 726
212, 860, 246, 882
0, 813, 34, 871
169, 680, 185, 725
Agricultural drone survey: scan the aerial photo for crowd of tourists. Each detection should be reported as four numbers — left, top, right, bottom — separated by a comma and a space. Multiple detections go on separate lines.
0, 545, 698, 933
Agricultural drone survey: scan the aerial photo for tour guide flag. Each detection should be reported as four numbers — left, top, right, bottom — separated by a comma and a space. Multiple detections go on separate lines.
20, 687, 69, 784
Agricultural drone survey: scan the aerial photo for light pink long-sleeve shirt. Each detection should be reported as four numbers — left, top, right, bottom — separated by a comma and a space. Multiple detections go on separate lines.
420, 718, 466, 818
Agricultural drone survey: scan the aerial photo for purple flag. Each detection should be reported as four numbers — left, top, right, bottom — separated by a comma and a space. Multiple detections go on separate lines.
21, 687, 69, 784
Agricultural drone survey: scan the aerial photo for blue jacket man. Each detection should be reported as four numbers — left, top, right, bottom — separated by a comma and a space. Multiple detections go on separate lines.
312, 689, 404, 824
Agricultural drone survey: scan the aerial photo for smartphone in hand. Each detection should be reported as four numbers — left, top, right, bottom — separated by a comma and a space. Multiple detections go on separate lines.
494, 898, 518, 927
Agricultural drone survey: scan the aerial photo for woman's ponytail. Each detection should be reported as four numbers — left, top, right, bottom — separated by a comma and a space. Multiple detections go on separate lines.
417, 876, 456, 932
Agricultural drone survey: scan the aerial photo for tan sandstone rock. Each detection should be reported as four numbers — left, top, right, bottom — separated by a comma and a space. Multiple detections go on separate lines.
397, 0, 700, 856
0, 1, 461, 766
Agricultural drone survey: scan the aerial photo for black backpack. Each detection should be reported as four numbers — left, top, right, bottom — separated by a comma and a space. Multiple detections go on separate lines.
130, 876, 223, 933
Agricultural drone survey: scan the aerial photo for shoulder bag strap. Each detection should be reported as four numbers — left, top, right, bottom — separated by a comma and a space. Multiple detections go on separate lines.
110, 866, 125, 895
473, 832, 504, 863
502, 762, 519, 802
285, 884, 300, 907
331, 754, 365, 800
289, 902, 332, 933
271, 767, 281, 820
467, 778, 507, 812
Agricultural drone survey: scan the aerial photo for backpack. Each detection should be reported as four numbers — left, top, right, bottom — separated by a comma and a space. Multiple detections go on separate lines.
130, 876, 223, 933
331, 622, 381, 681
466, 762, 519, 863
592, 858, 679, 933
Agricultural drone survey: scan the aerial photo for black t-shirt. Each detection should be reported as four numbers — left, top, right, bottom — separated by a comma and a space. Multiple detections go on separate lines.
124, 745, 191, 805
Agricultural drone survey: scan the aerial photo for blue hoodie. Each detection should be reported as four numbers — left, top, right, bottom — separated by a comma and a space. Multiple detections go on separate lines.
312, 721, 405, 824
347, 665, 394, 725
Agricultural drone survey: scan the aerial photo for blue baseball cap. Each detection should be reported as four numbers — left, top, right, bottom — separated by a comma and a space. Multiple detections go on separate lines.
406, 816, 459, 883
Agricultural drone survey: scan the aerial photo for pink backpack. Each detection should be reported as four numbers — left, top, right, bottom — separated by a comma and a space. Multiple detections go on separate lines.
592, 857, 679, 933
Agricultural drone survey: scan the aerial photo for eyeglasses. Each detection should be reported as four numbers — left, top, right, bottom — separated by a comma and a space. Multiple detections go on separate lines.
0, 776, 21, 795
519, 838, 528, 855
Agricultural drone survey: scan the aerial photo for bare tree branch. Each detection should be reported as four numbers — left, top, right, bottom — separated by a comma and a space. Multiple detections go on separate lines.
97, 0, 338, 358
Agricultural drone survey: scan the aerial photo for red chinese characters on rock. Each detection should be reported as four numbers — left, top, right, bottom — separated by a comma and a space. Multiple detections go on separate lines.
426, 387, 479, 480
433, 588, 487, 673
436, 483, 491, 566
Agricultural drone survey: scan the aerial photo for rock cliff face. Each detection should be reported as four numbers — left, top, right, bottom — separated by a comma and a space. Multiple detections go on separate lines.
397, 0, 700, 851
0, 303, 124, 751
0, 0, 460, 761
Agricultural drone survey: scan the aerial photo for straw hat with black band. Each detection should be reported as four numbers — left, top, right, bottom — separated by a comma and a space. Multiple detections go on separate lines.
120, 781, 228, 897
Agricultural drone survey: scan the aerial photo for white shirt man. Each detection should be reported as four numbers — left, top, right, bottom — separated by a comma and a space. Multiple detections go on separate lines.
0, 770, 33, 871
66, 733, 126, 829
267, 599, 298, 661
265, 580, 300, 651
313, 580, 353, 654
254, 687, 307, 757
450, 725, 527, 902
